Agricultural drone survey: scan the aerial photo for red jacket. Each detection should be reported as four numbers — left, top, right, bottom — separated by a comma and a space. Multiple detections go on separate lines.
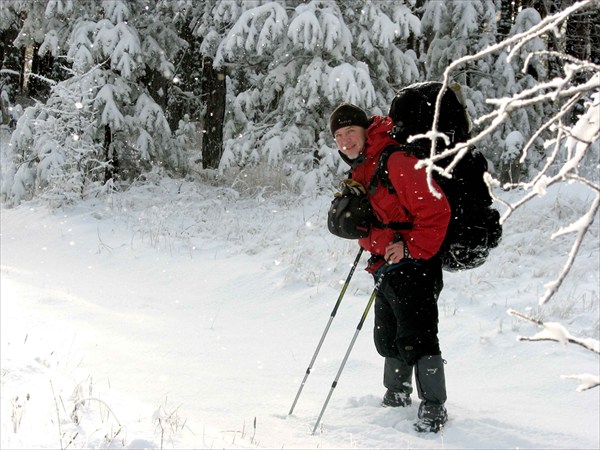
350, 116, 451, 261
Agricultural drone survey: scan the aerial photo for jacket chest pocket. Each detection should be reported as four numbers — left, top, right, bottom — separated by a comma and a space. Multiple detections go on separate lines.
370, 188, 406, 224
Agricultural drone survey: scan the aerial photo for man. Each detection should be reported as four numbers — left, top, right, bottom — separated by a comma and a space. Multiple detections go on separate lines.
329, 102, 451, 433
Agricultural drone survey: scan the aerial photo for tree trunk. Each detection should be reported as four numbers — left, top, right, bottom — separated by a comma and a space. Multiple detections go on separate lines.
146, 69, 168, 111
103, 124, 118, 182
200, 56, 226, 169
0, 24, 24, 112
497, 0, 516, 40
168, 17, 203, 128
500, 160, 523, 188
523, 0, 565, 79
564, 2, 598, 122
565, 5, 599, 64
28, 42, 62, 102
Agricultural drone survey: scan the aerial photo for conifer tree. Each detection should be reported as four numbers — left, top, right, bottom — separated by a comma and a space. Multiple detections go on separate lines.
492, 7, 548, 186
1, 0, 597, 205
422, 0, 507, 167
2, 0, 190, 204
209, 0, 424, 192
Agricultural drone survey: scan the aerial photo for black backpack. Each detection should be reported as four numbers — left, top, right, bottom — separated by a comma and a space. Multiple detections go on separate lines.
380, 82, 502, 271
372, 144, 502, 272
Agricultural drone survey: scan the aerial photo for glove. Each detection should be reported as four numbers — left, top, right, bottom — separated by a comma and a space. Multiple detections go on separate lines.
335, 179, 367, 197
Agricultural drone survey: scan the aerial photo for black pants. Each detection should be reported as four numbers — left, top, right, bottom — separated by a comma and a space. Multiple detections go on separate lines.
373, 258, 443, 366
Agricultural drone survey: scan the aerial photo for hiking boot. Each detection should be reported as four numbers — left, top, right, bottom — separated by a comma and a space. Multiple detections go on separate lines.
382, 389, 412, 407
414, 402, 448, 433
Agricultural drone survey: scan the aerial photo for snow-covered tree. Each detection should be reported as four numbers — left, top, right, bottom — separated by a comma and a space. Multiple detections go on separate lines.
344, 0, 421, 106
1, 0, 598, 211
421, 0, 502, 167
188, 0, 244, 169
0, 2, 26, 123
1, 0, 190, 205
210, 0, 424, 193
5, 67, 106, 204
492, 7, 548, 186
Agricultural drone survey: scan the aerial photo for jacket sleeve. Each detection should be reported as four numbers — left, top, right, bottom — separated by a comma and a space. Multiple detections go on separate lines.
387, 152, 451, 260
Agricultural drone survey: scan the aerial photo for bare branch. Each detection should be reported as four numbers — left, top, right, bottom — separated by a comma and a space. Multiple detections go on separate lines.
508, 309, 600, 355
561, 374, 600, 392
481, 76, 599, 123
540, 192, 600, 304
417, 0, 599, 174
415, 73, 597, 182
517, 94, 582, 165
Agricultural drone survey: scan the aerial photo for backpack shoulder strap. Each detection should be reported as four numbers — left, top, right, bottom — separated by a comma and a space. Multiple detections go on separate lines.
367, 144, 424, 232
370, 144, 427, 195
369, 145, 399, 195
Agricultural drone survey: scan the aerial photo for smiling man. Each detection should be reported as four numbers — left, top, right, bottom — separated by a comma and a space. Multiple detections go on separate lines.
328, 100, 451, 433
330, 103, 370, 160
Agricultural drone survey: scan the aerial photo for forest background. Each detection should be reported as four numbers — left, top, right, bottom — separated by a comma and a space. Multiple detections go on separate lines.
0, 0, 598, 204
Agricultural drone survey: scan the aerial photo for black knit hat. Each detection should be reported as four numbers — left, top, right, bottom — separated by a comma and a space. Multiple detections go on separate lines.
329, 103, 369, 136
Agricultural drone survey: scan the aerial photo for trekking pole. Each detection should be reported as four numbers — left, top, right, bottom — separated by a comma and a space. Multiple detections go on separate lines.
288, 247, 364, 416
311, 269, 386, 435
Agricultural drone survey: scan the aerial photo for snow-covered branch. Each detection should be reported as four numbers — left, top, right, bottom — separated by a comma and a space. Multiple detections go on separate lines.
413, 0, 600, 309
560, 374, 600, 392
420, 0, 598, 174
508, 309, 599, 354
507, 309, 600, 391
540, 190, 600, 304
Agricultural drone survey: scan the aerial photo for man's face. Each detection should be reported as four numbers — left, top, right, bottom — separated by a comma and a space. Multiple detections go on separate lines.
334, 125, 367, 160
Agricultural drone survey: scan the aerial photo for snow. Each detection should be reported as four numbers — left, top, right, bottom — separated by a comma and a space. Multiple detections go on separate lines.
328, 63, 376, 108
1, 174, 598, 449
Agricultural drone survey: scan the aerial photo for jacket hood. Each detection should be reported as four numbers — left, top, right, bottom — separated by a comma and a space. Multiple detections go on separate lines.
364, 116, 397, 158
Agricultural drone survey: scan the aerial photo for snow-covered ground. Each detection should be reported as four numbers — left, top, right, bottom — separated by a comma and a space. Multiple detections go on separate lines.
1, 172, 599, 449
